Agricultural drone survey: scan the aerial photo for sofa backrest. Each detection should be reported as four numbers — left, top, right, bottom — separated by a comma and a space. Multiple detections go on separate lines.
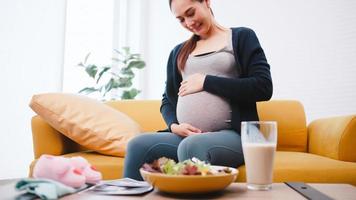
105, 100, 167, 132
257, 100, 307, 152
106, 99, 307, 152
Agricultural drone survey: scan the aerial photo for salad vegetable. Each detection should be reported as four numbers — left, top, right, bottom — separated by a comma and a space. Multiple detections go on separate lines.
141, 157, 232, 176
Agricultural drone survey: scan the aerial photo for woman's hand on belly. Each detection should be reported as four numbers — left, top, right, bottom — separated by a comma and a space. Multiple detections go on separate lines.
170, 123, 202, 137
178, 73, 206, 97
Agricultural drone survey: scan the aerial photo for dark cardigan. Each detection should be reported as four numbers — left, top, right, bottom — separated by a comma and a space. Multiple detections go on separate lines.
160, 27, 273, 133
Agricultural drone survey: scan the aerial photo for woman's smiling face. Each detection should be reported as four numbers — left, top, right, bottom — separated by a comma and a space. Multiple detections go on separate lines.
170, 0, 213, 37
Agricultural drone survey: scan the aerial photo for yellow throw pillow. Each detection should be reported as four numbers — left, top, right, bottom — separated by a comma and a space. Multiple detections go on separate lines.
29, 93, 141, 157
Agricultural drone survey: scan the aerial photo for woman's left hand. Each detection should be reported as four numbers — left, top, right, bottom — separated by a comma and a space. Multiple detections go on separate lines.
178, 73, 206, 96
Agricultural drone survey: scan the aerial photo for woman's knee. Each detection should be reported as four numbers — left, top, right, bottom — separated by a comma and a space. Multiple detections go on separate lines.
126, 133, 152, 154
176, 132, 244, 167
124, 133, 179, 179
177, 135, 207, 161
126, 132, 182, 162
207, 147, 244, 167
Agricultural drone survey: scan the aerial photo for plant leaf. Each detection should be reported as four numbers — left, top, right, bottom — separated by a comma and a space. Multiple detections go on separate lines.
121, 88, 140, 99
122, 46, 130, 54
112, 57, 122, 63
130, 53, 141, 58
84, 52, 91, 64
104, 78, 115, 95
117, 77, 132, 88
120, 67, 134, 77
111, 79, 121, 88
96, 66, 111, 84
127, 60, 145, 69
77, 62, 85, 67
85, 64, 98, 78
78, 87, 98, 94
113, 49, 124, 56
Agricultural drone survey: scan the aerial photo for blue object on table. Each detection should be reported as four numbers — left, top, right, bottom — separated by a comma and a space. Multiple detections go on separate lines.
15, 178, 76, 199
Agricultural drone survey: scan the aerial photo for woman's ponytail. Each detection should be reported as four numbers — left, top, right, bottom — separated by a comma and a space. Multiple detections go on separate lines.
177, 34, 199, 71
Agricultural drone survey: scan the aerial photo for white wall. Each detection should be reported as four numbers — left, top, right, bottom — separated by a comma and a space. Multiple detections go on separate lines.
0, 0, 66, 179
142, 0, 356, 122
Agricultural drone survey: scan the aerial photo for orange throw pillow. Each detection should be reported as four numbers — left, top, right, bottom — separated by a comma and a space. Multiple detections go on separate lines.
29, 93, 141, 157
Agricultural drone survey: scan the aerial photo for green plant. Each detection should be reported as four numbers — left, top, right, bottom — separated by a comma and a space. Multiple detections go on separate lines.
77, 47, 145, 100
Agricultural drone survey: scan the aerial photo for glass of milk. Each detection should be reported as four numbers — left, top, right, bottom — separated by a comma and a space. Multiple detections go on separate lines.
241, 121, 277, 190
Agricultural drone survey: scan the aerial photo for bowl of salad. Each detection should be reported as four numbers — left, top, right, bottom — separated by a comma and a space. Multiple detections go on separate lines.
139, 157, 238, 194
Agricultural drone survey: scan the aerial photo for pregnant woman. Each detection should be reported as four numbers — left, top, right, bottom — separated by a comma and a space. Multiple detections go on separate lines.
123, 0, 272, 180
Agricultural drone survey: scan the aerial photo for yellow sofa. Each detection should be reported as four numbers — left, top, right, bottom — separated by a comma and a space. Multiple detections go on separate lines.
29, 100, 356, 185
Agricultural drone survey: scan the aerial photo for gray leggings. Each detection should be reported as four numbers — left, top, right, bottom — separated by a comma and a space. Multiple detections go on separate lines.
123, 130, 244, 180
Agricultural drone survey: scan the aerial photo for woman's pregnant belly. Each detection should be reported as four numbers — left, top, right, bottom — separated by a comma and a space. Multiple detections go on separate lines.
176, 91, 232, 132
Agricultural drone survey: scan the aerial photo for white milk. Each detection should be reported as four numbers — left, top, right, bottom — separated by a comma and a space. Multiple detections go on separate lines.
242, 143, 276, 185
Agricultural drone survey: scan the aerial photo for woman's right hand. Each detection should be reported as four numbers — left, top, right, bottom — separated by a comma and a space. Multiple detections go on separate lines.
170, 123, 202, 137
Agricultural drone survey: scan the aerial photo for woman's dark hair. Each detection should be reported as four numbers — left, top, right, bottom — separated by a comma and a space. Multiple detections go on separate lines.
169, 0, 204, 71
169, 0, 204, 9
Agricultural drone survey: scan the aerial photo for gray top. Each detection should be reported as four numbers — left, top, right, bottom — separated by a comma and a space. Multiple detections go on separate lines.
176, 31, 239, 132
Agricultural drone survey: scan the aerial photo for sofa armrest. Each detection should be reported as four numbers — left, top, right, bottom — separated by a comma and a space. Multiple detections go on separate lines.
31, 116, 85, 158
308, 115, 356, 162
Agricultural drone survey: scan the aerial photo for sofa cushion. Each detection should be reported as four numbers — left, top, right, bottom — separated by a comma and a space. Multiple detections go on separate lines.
29, 151, 356, 185
29, 93, 141, 157
237, 151, 356, 185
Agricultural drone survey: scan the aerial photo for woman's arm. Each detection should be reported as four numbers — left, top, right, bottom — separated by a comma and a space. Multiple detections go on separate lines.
160, 91, 178, 131
160, 49, 179, 131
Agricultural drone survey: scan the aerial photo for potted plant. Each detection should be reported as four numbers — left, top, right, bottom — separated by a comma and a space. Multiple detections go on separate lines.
77, 47, 145, 100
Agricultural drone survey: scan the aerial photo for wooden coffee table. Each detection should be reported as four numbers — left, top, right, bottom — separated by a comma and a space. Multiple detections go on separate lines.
1, 179, 355, 199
